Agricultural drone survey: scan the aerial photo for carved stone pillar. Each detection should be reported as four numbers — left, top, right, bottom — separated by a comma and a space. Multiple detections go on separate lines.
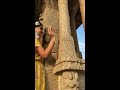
53, 0, 82, 90
78, 0, 85, 30
41, 1, 59, 90
69, 7, 82, 59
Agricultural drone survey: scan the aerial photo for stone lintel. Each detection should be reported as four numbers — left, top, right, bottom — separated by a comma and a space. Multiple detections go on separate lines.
53, 61, 82, 74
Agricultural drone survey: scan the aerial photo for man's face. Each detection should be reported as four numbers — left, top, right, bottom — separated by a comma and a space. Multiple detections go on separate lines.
35, 25, 44, 37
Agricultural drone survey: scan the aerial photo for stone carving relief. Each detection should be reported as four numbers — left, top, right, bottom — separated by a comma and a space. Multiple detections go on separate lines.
61, 71, 79, 90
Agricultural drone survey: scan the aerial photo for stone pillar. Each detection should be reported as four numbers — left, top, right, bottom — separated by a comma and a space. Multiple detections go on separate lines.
41, 1, 59, 90
53, 0, 82, 90
78, 0, 85, 30
69, 7, 82, 59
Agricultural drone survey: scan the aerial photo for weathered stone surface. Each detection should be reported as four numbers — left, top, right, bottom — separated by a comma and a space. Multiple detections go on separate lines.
69, 7, 81, 58
57, 71, 80, 90
53, 61, 82, 74
53, 1, 85, 90
45, 64, 58, 90
41, 1, 59, 90
81, 59, 85, 71
43, 6, 59, 30
78, 0, 85, 29
78, 71, 85, 90
77, 51, 83, 59
57, 36, 78, 64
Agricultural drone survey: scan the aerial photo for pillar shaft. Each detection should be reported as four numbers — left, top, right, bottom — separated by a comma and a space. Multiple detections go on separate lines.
58, 0, 71, 37
53, 0, 82, 76
78, 0, 85, 30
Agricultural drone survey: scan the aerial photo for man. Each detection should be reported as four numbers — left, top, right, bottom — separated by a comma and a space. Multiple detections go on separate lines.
35, 21, 55, 90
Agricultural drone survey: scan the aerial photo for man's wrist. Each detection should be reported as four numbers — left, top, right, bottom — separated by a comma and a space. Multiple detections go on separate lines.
50, 37, 55, 43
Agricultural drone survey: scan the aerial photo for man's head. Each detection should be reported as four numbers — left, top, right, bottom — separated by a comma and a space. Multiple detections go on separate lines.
35, 21, 44, 37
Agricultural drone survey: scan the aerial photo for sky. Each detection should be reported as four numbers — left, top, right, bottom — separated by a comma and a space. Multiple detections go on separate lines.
76, 24, 85, 59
